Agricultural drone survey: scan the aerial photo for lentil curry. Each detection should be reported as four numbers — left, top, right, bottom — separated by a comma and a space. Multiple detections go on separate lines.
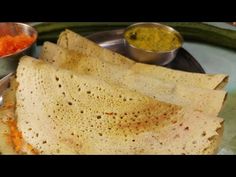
124, 26, 181, 52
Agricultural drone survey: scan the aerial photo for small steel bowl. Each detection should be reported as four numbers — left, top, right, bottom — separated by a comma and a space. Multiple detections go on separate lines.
0, 23, 38, 78
124, 22, 183, 65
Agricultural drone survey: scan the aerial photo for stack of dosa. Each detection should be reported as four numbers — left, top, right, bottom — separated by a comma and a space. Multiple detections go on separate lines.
0, 29, 228, 154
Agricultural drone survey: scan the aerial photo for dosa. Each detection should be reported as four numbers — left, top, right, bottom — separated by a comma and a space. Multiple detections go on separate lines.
40, 42, 227, 116
57, 30, 228, 90
15, 57, 223, 154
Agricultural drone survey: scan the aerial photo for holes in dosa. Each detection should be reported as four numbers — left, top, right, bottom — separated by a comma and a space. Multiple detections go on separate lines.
174, 134, 180, 139
55, 76, 59, 81
192, 141, 197, 145
184, 126, 189, 131
202, 131, 206, 137
171, 120, 177, 124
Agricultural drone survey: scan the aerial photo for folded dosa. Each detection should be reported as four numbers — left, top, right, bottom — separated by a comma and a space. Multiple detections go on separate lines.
40, 42, 227, 116
0, 120, 16, 154
0, 77, 37, 155
57, 30, 228, 90
16, 57, 223, 154
0, 77, 17, 154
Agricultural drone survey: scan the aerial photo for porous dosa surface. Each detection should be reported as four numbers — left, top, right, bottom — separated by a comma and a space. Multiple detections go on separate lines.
57, 30, 228, 90
16, 57, 223, 154
40, 42, 227, 116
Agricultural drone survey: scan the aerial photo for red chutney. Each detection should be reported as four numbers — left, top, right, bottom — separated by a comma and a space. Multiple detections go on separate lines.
0, 33, 36, 57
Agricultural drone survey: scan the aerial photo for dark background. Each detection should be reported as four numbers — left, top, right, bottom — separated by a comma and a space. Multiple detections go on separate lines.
1, 0, 235, 21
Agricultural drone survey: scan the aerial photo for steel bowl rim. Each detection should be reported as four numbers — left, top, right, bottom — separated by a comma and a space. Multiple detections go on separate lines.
124, 22, 184, 54
0, 22, 38, 59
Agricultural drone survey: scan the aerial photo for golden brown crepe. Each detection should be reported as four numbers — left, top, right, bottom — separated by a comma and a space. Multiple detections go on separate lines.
40, 42, 227, 116
0, 77, 37, 155
0, 77, 17, 154
15, 57, 223, 154
0, 120, 17, 154
57, 29, 228, 90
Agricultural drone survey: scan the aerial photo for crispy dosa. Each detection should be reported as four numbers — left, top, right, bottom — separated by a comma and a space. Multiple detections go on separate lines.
57, 29, 228, 90
40, 42, 227, 116
0, 77, 17, 154
0, 121, 16, 154
0, 76, 41, 155
15, 57, 223, 154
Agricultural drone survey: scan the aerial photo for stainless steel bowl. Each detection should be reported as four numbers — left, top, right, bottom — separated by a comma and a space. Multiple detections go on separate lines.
0, 23, 38, 78
124, 22, 183, 65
